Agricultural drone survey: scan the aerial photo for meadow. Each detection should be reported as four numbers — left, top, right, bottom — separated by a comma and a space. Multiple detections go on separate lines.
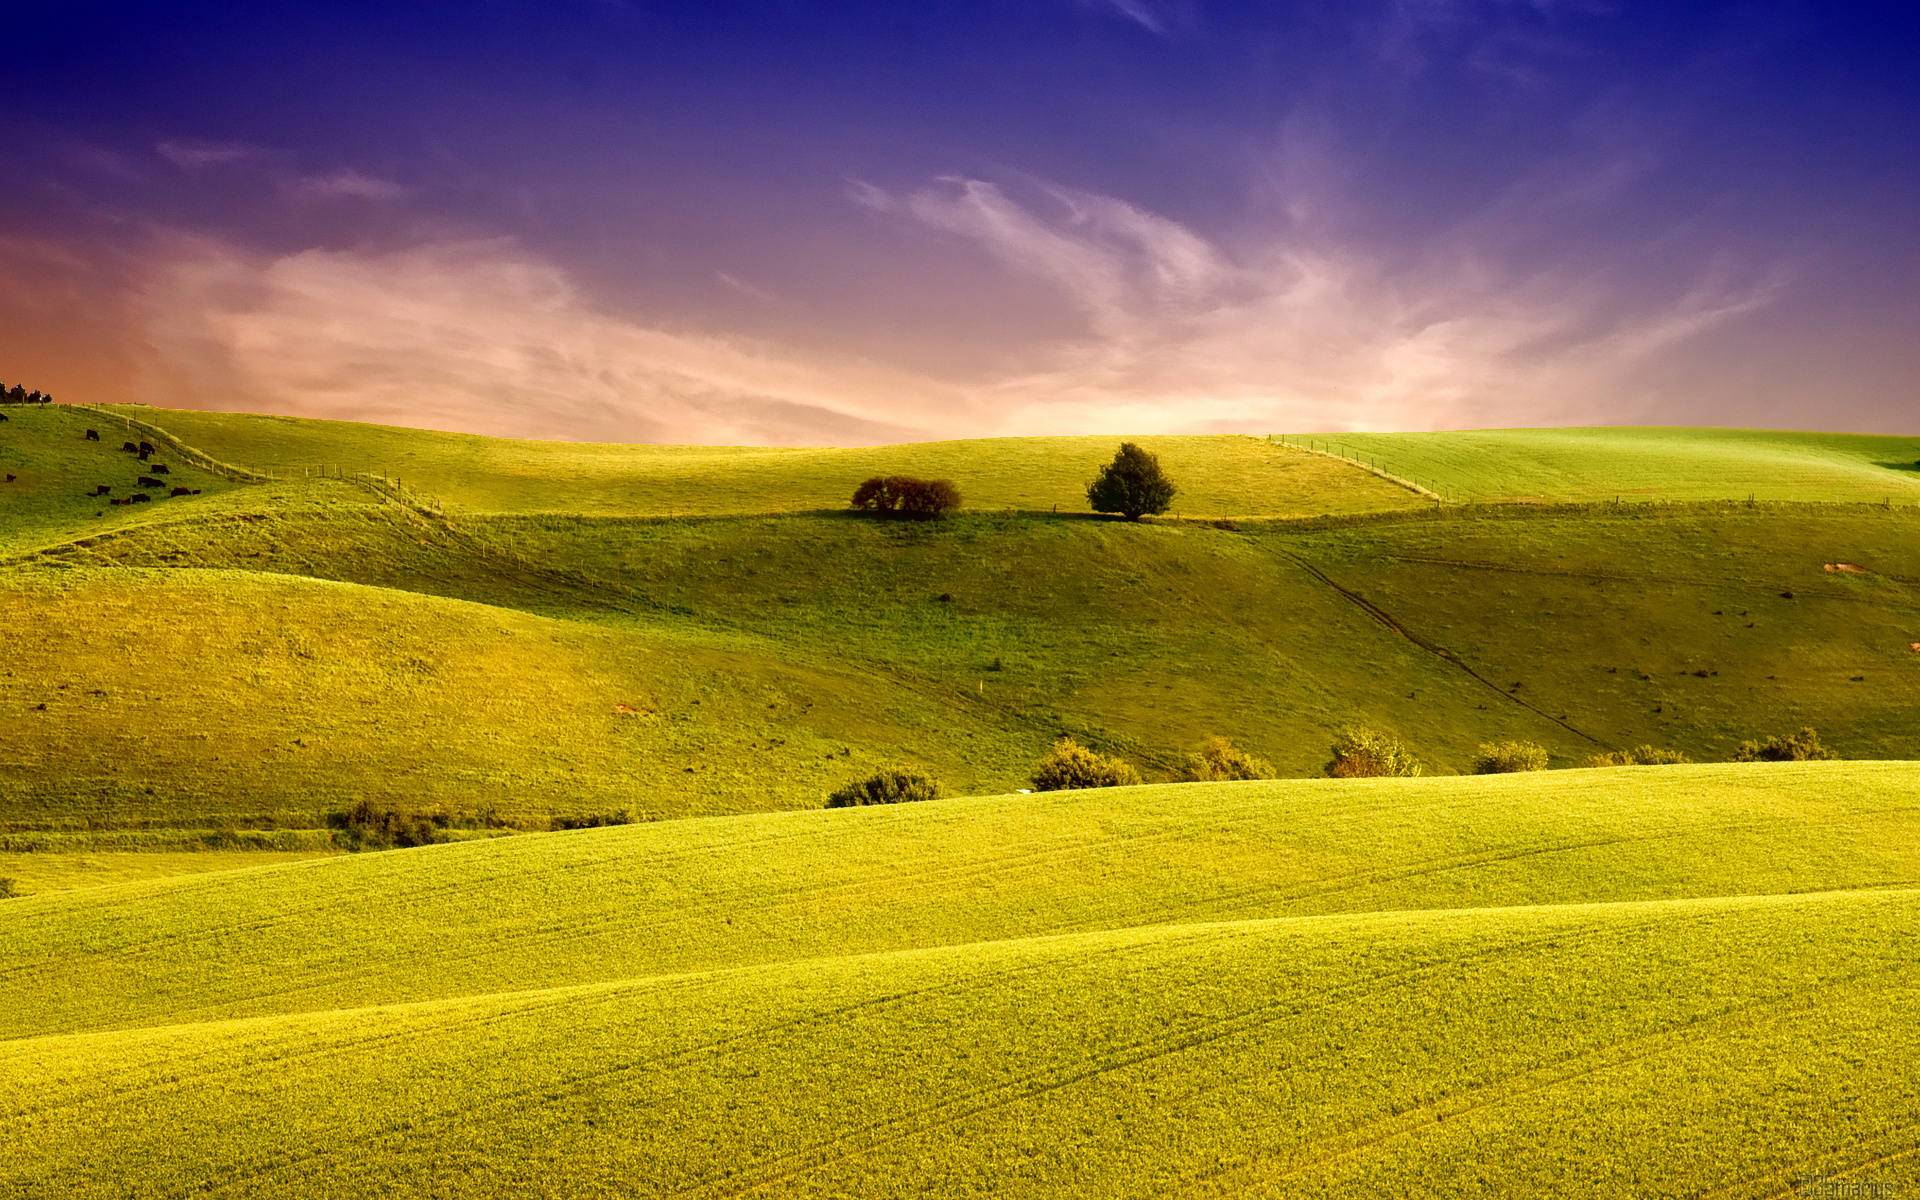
1303, 426, 1920, 504
4, 405, 1919, 1194
1, 765, 1917, 1196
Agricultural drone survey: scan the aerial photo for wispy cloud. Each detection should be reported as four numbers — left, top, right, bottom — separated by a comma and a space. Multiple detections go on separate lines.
155, 139, 264, 171
856, 172, 1783, 434
1079, 0, 1188, 36
132, 236, 967, 444
283, 169, 410, 203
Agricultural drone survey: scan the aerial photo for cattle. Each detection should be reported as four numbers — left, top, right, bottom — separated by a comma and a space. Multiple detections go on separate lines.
91, 484, 111, 496
122, 441, 138, 453
129, 493, 151, 503
138, 441, 154, 455
138, 475, 163, 488
170, 486, 193, 497
150, 463, 170, 474
84, 429, 100, 441
0, 411, 8, 421
3, 473, 14, 483
109, 498, 126, 506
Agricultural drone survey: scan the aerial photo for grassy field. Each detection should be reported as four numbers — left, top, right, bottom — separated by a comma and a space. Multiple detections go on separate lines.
6, 408, 1920, 1192
1307, 426, 1920, 504
2, 765, 1916, 1195
118, 406, 1427, 518
8, 501, 1918, 832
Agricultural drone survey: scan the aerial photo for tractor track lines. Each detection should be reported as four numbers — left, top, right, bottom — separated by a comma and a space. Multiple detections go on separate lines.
1277, 548, 1605, 744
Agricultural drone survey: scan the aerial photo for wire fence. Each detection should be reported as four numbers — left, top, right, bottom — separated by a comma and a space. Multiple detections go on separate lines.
1268, 433, 1460, 503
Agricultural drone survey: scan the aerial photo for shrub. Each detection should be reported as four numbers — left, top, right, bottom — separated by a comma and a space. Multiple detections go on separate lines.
1086, 442, 1176, 521
1733, 726, 1834, 763
1182, 736, 1276, 782
850, 476, 961, 519
326, 800, 450, 851
1031, 737, 1142, 791
1471, 740, 1549, 774
550, 810, 633, 831
1325, 727, 1423, 778
826, 767, 943, 808
0, 878, 17, 900
1585, 745, 1692, 767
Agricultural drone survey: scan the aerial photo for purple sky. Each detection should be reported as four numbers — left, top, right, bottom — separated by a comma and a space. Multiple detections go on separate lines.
3, 1, 1918, 442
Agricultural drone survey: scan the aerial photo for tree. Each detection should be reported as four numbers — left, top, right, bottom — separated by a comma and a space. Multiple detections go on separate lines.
1087, 442, 1176, 520
850, 475, 961, 519
826, 766, 943, 808
1182, 736, 1276, 782
1732, 727, 1834, 763
1584, 745, 1691, 767
1325, 727, 1422, 778
1471, 740, 1549, 774
1031, 737, 1142, 791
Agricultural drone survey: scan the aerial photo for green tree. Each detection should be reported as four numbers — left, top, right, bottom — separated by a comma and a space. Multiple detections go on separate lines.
1031, 737, 1142, 791
1087, 442, 1176, 521
1325, 727, 1423, 778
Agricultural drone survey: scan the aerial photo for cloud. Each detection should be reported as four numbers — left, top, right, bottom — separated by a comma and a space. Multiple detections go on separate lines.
857, 174, 1783, 434
1081, 0, 1183, 36
283, 169, 411, 203
156, 139, 264, 171
131, 235, 969, 445
714, 271, 779, 304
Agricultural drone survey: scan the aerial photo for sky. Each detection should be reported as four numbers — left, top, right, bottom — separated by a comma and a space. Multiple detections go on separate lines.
2, 0, 1917, 443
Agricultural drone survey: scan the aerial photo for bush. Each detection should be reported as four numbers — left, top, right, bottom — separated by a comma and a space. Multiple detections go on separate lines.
826, 767, 943, 808
1585, 745, 1692, 767
326, 800, 450, 851
1733, 726, 1834, 763
1325, 727, 1423, 778
0, 878, 17, 900
550, 810, 633, 831
1031, 737, 1142, 791
850, 476, 961, 519
1182, 736, 1276, 782
1086, 442, 1176, 520
1471, 740, 1549, 774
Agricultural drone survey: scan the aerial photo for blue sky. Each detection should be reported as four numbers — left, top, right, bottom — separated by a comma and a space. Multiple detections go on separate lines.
3, 0, 1917, 441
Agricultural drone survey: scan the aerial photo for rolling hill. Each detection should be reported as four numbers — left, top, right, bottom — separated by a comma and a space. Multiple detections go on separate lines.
4, 407, 1919, 846
2, 765, 1916, 1196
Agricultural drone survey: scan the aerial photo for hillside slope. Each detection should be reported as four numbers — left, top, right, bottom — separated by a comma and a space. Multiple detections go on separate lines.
1317, 426, 1920, 504
2, 766, 1917, 1197
115, 407, 1426, 517
5, 762, 1916, 1037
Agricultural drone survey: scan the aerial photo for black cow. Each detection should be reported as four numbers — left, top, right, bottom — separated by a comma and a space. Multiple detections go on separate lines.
170, 486, 192, 497
84, 429, 100, 441
138, 475, 164, 488
3, 473, 14, 483
138, 441, 154, 455
0, 411, 9, 422
122, 441, 138, 453
91, 484, 111, 496
130, 493, 151, 503
150, 463, 170, 474
110, 497, 126, 506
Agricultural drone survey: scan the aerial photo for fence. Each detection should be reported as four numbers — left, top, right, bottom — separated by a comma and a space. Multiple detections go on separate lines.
1269, 433, 1459, 503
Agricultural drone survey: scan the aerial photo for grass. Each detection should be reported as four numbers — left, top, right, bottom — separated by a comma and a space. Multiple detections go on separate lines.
115, 406, 1427, 518
1306, 426, 1920, 504
2, 765, 1917, 1195
0, 404, 239, 553
7, 407, 1920, 1193
7, 496, 1920, 832
4, 761, 1915, 1036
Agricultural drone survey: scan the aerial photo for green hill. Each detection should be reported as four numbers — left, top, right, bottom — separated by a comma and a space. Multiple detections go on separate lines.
113, 406, 1426, 518
2, 765, 1917, 1196
5, 409, 1920, 843
1301, 426, 1920, 504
